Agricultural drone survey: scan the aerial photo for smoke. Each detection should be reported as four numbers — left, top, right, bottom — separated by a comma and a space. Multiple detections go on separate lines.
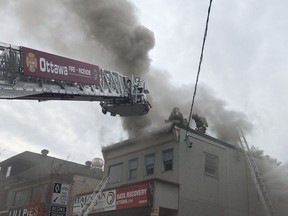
1, 1, 286, 213
63, 0, 252, 142
262, 163, 288, 215
64, 0, 155, 138
65, 0, 155, 75
144, 68, 253, 143
0, 0, 253, 143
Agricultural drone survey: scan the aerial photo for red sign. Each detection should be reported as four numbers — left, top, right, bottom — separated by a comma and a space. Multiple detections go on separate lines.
116, 183, 149, 209
22, 47, 100, 85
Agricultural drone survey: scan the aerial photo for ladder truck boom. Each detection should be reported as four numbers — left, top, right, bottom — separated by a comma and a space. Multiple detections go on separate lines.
0, 42, 151, 116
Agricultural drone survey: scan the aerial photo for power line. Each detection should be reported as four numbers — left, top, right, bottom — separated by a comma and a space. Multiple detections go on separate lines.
185, 0, 214, 143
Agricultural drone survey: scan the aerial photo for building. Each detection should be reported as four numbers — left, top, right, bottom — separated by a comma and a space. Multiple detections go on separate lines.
0, 150, 103, 216
72, 123, 281, 216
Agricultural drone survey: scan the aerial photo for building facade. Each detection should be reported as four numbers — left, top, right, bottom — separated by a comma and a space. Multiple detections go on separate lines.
73, 123, 269, 216
0, 150, 103, 216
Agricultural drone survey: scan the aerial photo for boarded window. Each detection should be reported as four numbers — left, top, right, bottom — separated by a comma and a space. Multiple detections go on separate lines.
162, 149, 173, 172
145, 154, 155, 176
108, 163, 123, 184
204, 153, 218, 177
128, 158, 138, 179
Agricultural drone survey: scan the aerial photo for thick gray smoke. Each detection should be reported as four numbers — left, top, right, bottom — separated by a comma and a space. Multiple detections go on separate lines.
1, 1, 286, 213
0, 0, 253, 142
64, 0, 252, 142
262, 163, 288, 216
145, 69, 253, 143
66, 0, 155, 76
65, 0, 155, 138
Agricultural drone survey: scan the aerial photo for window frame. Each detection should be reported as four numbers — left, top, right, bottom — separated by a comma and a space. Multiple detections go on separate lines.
128, 158, 138, 180
162, 149, 173, 172
108, 163, 123, 184
14, 188, 31, 207
6, 166, 12, 178
144, 153, 155, 176
204, 153, 219, 178
30, 185, 45, 203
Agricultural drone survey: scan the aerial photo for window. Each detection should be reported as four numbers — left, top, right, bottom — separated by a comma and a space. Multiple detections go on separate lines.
144, 154, 155, 176
108, 163, 123, 184
128, 158, 138, 179
204, 153, 218, 177
31, 186, 44, 202
6, 166, 12, 177
162, 149, 173, 172
14, 189, 31, 206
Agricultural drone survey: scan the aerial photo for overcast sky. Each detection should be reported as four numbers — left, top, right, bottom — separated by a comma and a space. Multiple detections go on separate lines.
0, 0, 288, 165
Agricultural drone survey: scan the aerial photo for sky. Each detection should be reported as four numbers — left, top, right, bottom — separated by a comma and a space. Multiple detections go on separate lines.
0, 0, 288, 165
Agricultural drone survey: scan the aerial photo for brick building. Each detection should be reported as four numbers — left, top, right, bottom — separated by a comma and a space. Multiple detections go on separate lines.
0, 150, 103, 216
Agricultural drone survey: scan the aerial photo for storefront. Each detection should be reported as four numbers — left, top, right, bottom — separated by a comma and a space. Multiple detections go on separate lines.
73, 180, 178, 216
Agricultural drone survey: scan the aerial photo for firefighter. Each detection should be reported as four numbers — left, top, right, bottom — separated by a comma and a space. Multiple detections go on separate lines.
167, 107, 187, 126
192, 114, 208, 133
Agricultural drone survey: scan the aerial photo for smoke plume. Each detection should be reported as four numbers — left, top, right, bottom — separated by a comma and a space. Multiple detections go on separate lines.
0, 0, 253, 143
145, 68, 253, 143
65, 0, 155, 138
64, 0, 252, 142
262, 163, 288, 215
1, 1, 287, 214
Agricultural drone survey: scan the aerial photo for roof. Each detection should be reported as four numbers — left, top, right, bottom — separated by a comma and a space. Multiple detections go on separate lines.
102, 123, 241, 155
176, 123, 241, 151
102, 123, 175, 153
0, 151, 103, 187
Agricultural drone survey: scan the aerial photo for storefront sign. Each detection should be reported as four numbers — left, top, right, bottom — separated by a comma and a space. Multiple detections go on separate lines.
72, 182, 150, 215
8, 205, 45, 216
72, 190, 116, 215
116, 183, 149, 209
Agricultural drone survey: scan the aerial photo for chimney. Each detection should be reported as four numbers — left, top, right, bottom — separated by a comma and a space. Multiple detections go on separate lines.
41, 149, 49, 156
85, 161, 92, 168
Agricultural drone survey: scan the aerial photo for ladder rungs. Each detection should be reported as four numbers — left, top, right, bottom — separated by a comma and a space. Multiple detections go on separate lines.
238, 131, 276, 216
78, 176, 110, 216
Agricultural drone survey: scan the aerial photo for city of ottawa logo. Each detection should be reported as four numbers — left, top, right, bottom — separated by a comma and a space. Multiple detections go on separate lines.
26, 52, 37, 72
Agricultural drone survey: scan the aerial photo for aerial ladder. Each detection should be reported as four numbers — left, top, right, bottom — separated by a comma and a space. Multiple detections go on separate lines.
238, 130, 276, 216
0, 42, 151, 116
78, 176, 110, 216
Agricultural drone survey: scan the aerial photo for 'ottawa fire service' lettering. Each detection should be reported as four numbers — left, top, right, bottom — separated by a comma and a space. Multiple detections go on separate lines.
69, 66, 91, 76
79, 68, 91, 76
39, 57, 68, 76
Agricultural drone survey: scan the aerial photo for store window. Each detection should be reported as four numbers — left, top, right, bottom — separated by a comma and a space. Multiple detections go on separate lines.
162, 149, 173, 172
108, 163, 123, 184
204, 153, 218, 177
128, 158, 138, 179
144, 154, 155, 176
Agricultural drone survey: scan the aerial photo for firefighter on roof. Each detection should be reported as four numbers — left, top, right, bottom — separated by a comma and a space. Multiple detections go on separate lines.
192, 114, 208, 133
167, 107, 188, 126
